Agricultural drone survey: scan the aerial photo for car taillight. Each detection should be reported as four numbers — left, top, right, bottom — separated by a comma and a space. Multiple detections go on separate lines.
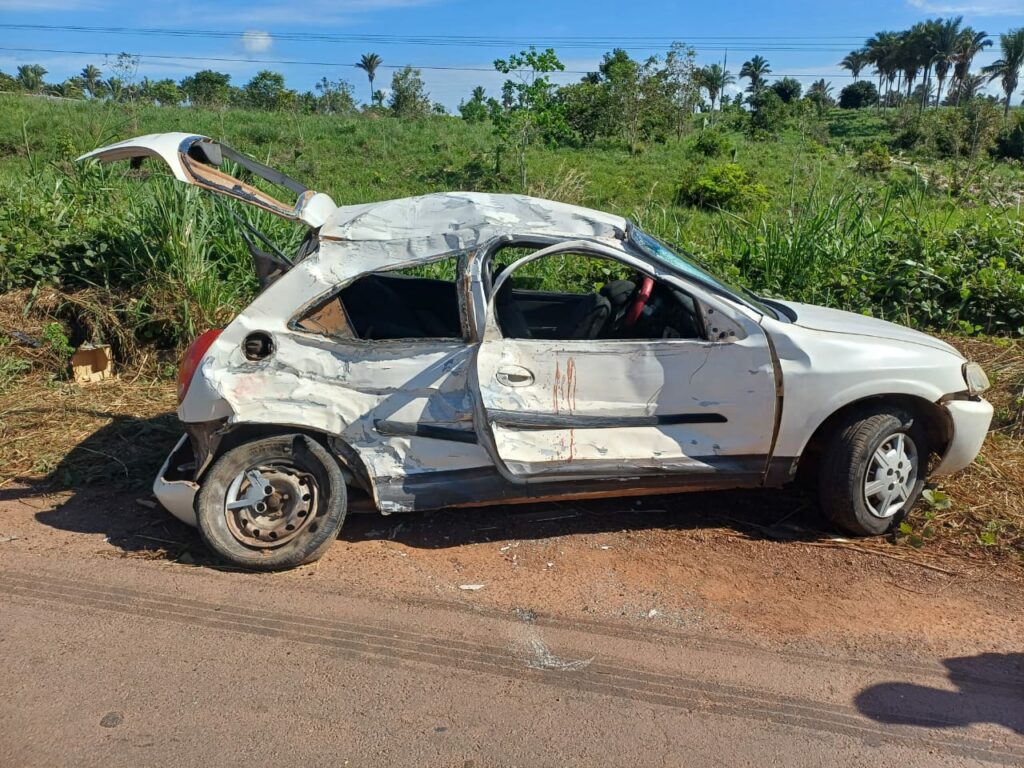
177, 329, 222, 403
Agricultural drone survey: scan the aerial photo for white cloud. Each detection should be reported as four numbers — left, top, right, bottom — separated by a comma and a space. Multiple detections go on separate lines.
241, 30, 273, 54
906, 0, 1024, 15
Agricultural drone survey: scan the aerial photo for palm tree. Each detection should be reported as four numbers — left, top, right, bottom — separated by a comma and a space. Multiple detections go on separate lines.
808, 79, 833, 98
955, 73, 987, 102
356, 53, 382, 106
911, 19, 942, 111
104, 76, 124, 102
739, 55, 771, 95
951, 28, 991, 105
866, 31, 900, 108
840, 49, 870, 81
930, 16, 963, 107
982, 27, 1024, 118
16, 64, 47, 92
80, 65, 103, 98
699, 63, 734, 111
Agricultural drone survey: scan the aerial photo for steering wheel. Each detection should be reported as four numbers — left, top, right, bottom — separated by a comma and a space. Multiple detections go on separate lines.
624, 276, 655, 329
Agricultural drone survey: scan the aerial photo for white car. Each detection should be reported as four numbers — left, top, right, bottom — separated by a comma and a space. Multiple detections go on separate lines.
82, 133, 994, 570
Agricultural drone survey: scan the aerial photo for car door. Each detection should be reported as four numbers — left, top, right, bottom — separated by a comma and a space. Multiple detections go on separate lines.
473, 241, 779, 481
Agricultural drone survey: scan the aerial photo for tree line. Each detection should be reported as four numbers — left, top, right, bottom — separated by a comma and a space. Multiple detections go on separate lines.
839, 21, 1024, 116
0, 52, 441, 117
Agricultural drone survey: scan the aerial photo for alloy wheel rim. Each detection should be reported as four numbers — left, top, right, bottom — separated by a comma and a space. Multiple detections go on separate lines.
863, 432, 918, 519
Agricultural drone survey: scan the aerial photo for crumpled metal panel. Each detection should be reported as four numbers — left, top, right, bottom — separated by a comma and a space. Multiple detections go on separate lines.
319, 192, 625, 266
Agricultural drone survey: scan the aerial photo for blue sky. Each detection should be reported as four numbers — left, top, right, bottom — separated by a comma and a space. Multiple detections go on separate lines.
2, 0, 1023, 108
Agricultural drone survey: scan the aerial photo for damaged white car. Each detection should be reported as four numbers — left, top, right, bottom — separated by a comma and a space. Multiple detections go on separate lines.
81, 133, 994, 570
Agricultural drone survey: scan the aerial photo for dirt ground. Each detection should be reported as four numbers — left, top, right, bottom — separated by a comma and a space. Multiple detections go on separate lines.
2, 477, 1022, 661
3, 363, 1024, 766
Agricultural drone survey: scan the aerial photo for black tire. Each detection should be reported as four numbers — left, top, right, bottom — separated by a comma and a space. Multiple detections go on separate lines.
818, 408, 929, 536
196, 434, 347, 570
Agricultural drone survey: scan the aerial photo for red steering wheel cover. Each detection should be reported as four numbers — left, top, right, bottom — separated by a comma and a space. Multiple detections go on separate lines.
624, 276, 655, 329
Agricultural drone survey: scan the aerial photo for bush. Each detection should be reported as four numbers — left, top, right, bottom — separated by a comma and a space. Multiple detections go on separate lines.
839, 81, 878, 109
676, 163, 767, 209
748, 89, 786, 136
892, 115, 926, 151
856, 143, 892, 174
930, 100, 1002, 159
994, 113, 1024, 160
689, 129, 733, 158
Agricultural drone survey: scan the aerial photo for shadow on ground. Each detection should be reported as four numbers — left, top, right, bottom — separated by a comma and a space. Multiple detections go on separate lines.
1, 412, 200, 559
856, 653, 1024, 735
17, 415, 839, 565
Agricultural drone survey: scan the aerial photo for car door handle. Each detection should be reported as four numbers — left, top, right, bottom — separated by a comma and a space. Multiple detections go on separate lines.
495, 367, 534, 387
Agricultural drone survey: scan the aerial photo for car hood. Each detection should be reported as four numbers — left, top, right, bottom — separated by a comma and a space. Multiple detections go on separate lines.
774, 300, 963, 358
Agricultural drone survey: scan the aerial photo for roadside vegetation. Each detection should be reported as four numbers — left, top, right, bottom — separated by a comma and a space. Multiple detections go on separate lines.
0, 21, 1022, 562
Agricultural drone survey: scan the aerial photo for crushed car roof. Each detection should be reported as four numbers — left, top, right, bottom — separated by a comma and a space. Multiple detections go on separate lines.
317, 192, 627, 262
321, 192, 624, 241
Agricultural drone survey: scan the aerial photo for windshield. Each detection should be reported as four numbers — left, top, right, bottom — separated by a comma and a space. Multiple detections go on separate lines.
627, 226, 777, 318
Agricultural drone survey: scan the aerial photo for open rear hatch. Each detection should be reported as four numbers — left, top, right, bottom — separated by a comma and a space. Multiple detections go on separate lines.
79, 133, 337, 286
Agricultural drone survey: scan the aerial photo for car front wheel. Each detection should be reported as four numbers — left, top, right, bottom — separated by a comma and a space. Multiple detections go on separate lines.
196, 434, 347, 570
818, 408, 928, 536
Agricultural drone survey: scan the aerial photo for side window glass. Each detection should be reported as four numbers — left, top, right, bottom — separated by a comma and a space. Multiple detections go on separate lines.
294, 255, 463, 341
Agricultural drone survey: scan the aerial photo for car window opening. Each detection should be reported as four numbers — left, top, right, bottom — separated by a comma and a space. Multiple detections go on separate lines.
296, 256, 463, 341
490, 247, 706, 342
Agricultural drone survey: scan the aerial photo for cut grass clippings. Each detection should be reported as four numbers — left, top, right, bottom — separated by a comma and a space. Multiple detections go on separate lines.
0, 371, 178, 491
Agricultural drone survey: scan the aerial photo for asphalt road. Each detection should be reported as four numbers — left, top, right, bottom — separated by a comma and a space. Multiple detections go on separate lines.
1, 547, 1022, 768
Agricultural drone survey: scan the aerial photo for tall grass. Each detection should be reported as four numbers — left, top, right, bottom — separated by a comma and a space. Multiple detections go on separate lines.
1, 93, 1022, 353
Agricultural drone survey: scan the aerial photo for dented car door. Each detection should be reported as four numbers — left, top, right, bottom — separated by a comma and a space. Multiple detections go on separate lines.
473, 244, 779, 482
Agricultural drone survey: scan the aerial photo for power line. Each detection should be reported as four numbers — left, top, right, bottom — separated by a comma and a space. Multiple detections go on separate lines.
0, 23, 876, 48
0, 46, 862, 78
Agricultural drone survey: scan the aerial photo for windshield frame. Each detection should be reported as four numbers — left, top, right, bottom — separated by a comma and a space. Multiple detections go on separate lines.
625, 223, 777, 318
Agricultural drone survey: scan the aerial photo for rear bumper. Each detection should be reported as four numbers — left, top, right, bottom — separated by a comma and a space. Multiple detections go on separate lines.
153, 434, 199, 527
932, 398, 993, 476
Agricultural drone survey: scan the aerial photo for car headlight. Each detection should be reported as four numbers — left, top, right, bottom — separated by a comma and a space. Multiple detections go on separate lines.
963, 362, 990, 395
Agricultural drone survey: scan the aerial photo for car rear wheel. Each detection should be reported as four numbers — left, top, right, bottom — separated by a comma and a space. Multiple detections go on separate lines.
196, 434, 347, 570
818, 408, 928, 536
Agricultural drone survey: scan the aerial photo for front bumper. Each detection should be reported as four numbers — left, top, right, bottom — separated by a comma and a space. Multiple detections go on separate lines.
931, 398, 993, 476
153, 434, 199, 527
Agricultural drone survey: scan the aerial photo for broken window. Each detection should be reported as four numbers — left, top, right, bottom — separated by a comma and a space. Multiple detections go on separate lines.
294, 256, 464, 341
490, 247, 705, 342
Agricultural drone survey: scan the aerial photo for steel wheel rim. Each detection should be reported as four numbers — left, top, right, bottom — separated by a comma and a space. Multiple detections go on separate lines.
863, 431, 919, 519
223, 463, 318, 548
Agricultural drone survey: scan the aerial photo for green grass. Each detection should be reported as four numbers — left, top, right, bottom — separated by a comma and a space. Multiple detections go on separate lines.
1, 93, 1023, 353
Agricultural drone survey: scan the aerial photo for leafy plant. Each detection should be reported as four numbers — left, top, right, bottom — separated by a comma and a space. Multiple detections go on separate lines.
856, 142, 893, 174
689, 129, 733, 158
42, 322, 73, 360
0, 353, 30, 391
676, 163, 767, 210
921, 488, 953, 510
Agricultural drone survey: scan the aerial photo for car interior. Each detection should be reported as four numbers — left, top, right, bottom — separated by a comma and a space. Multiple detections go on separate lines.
295, 249, 706, 342
295, 258, 463, 341
338, 271, 462, 339
490, 248, 706, 341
